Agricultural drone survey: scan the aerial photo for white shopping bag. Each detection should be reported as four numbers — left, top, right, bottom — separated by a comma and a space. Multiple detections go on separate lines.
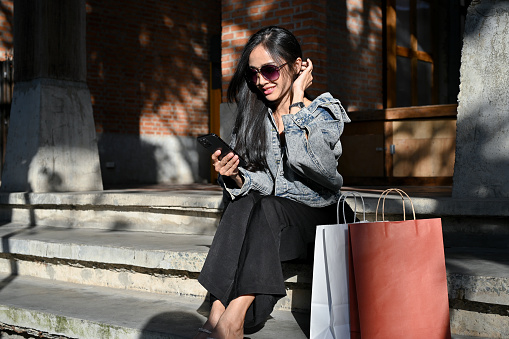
310, 192, 366, 339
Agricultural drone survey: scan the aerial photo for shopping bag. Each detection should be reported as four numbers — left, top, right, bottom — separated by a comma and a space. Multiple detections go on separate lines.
310, 192, 367, 339
348, 189, 451, 339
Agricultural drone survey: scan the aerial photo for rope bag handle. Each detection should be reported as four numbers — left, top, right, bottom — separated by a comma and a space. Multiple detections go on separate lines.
338, 191, 367, 224
375, 188, 416, 222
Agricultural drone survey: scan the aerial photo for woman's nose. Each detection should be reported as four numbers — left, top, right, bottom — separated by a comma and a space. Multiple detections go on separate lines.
256, 72, 268, 86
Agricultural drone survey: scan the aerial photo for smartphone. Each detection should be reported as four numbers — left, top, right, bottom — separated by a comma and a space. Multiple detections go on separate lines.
197, 133, 247, 167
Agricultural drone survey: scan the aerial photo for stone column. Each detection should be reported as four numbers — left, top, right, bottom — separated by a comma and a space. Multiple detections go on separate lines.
1, 0, 103, 192
452, 0, 509, 199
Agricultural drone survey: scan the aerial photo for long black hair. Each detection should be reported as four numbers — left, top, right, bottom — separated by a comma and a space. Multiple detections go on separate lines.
227, 26, 303, 171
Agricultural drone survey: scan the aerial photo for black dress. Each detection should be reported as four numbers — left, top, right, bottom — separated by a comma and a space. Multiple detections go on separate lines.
198, 190, 353, 328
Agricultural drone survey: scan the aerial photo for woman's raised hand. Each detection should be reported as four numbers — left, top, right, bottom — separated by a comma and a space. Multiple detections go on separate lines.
293, 58, 313, 95
212, 150, 243, 187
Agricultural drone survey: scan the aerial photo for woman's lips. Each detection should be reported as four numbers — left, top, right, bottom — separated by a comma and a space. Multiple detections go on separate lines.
263, 86, 275, 95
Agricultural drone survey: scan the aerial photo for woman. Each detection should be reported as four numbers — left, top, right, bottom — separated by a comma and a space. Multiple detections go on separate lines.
195, 26, 351, 339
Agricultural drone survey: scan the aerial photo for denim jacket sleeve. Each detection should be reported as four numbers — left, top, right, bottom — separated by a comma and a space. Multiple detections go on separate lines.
282, 93, 350, 191
220, 167, 274, 200
219, 133, 274, 200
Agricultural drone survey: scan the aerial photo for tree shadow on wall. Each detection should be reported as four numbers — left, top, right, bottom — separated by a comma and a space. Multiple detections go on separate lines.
86, 0, 222, 187
327, 1, 481, 182
390, 119, 457, 178
326, 1, 383, 110
326, 1, 472, 109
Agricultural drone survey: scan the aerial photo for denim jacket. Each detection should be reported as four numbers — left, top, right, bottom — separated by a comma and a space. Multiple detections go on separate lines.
221, 92, 350, 207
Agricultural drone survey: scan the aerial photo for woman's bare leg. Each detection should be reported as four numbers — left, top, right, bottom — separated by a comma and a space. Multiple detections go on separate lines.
210, 294, 255, 339
193, 300, 226, 339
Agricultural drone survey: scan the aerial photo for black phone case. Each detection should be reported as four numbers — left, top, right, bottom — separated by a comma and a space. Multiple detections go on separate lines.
197, 133, 247, 167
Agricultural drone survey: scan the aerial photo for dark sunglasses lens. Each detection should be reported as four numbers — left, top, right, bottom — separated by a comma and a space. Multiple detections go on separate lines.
261, 65, 280, 81
246, 68, 258, 83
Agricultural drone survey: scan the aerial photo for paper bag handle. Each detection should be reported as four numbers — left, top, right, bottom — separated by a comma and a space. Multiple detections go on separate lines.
338, 191, 367, 224
375, 188, 416, 222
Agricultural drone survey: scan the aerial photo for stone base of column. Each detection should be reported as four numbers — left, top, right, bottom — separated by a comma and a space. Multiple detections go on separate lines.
1, 78, 103, 192
452, 0, 509, 199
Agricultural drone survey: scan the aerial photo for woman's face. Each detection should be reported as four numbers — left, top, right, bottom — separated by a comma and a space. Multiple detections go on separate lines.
248, 45, 294, 104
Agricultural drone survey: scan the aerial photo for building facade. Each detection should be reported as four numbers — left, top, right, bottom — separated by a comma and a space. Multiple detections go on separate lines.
0, 0, 470, 187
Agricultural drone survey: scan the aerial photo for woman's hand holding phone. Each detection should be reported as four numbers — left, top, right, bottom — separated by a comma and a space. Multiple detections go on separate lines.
212, 150, 244, 188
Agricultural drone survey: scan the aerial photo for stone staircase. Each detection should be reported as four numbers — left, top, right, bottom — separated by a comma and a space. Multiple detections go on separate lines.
0, 186, 507, 338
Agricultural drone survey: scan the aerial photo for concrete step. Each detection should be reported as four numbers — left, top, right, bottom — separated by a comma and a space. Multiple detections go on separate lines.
1, 187, 507, 247
341, 187, 509, 249
0, 275, 498, 339
0, 223, 312, 313
0, 186, 508, 337
0, 224, 507, 337
0, 274, 310, 339
446, 247, 509, 338
0, 189, 224, 235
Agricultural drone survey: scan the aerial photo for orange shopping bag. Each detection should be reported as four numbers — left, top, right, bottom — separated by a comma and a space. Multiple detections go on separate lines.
348, 189, 451, 339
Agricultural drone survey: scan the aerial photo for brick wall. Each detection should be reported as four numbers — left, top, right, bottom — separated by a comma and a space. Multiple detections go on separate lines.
0, 1, 13, 61
221, 0, 384, 111
86, 0, 221, 137
221, 0, 329, 99
1, 0, 383, 125
327, 0, 384, 111
0, 1, 221, 136
1, 0, 383, 132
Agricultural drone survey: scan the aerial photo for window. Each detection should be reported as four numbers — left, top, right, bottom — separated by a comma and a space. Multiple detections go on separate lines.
339, 1, 472, 186
386, 0, 471, 108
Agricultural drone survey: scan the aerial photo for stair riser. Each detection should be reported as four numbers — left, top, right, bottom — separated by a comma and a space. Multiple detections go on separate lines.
1, 306, 503, 339
362, 212, 509, 248
2, 203, 507, 246
2, 258, 508, 337
448, 274, 509, 305
5, 208, 508, 247
441, 217, 509, 249
0, 257, 207, 298
0, 258, 310, 313
0, 208, 220, 235
0, 239, 206, 273
450, 309, 509, 338
2, 191, 508, 240
3, 257, 508, 317
0, 307, 168, 339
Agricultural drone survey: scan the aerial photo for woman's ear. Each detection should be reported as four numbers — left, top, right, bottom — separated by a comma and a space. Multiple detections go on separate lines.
293, 58, 303, 75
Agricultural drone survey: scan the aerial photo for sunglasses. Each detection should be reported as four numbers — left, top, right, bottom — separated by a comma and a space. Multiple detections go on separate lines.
246, 63, 288, 84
